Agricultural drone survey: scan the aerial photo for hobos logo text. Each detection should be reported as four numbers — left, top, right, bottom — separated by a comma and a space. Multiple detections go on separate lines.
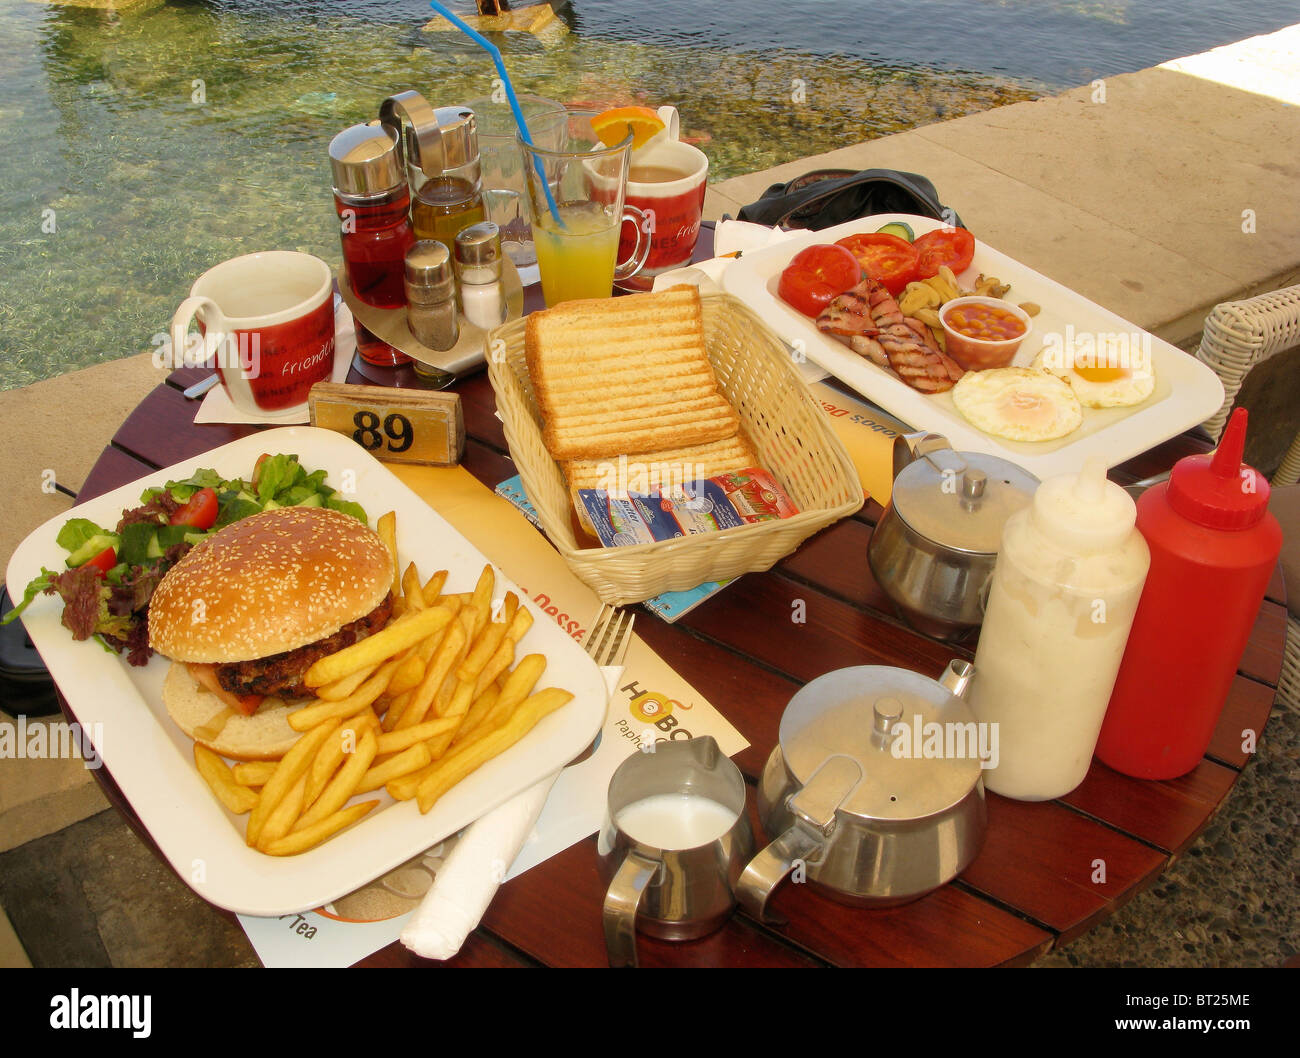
624, 680, 693, 738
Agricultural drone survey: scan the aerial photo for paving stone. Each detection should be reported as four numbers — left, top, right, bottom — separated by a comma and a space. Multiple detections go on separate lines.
0, 810, 256, 968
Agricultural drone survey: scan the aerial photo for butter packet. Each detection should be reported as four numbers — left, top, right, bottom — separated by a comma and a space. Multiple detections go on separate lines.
577, 468, 799, 548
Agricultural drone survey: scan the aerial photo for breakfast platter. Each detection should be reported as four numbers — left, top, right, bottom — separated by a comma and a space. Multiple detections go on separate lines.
722, 213, 1226, 480
5, 427, 607, 916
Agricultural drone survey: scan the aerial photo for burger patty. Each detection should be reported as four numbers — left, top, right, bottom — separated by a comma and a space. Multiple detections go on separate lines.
214, 593, 394, 699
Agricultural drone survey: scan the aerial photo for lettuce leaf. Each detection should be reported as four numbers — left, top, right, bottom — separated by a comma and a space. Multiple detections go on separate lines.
55, 519, 109, 553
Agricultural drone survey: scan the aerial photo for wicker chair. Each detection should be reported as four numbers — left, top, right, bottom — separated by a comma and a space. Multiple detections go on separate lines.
1195, 284, 1300, 484
1193, 284, 1300, 709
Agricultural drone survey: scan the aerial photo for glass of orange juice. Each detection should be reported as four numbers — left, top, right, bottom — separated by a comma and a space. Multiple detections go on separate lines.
519, 110, 651, 306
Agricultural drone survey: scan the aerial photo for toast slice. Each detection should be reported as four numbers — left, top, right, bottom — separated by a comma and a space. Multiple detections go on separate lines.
563, 433, 759, 496
525, 286, 740, 461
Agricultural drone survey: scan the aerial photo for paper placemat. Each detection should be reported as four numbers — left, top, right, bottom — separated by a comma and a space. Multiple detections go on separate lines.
807, 379, 909, 505
238, 463, 746, 967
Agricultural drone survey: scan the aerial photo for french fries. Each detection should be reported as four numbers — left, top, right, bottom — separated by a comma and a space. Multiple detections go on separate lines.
232, 760, 277, 788
195, 745, 259, 814
378, 511, 399, 600
414, 688, 574, 813
302, 605, 452, 689
245, 719, 338, 848
263, 801, 378, 857
296, 728, 378, 830
182, 511, 577, 856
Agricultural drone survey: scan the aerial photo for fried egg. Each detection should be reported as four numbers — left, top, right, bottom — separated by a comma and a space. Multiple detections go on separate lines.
951, 367, 1083, 442
1031, 338, 1155, 408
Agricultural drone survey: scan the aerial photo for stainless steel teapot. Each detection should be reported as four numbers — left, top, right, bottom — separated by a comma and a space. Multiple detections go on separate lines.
736, 659, 988, 918
868, 432, 1037, 639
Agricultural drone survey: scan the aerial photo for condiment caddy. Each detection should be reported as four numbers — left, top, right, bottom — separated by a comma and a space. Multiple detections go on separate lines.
329, 89, 523, 382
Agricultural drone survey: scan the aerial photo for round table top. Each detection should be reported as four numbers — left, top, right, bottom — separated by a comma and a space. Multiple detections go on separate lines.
63, 233, 1289, 968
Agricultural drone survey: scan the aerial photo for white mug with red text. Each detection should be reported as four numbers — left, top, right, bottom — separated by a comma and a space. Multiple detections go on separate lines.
617, 108, 709, 291
170, 251, 335, 416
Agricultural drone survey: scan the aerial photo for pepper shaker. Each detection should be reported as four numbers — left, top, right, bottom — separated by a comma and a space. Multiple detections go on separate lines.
454, 222, 507, 331
405, 240, 459, 358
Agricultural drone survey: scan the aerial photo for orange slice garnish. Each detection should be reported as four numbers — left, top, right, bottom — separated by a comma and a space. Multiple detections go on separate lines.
590, 106, 665, 149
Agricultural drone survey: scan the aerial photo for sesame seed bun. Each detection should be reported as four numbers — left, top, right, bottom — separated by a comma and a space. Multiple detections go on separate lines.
148, 506, 392, 664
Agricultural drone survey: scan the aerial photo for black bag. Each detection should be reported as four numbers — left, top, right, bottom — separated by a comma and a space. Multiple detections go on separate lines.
735, 168, 962, 231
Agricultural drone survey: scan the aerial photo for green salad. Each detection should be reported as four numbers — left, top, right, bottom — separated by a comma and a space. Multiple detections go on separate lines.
5, 453, 367, 666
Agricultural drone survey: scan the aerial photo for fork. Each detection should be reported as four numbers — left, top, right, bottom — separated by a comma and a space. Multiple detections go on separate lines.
584, 603, 635, 671
565, 604, 635, 768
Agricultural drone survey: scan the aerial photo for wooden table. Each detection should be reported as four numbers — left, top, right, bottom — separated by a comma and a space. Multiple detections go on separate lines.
67, 236, 1288, 968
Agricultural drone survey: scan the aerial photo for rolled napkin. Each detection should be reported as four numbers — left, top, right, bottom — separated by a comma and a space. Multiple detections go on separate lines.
400, 771, 558, 960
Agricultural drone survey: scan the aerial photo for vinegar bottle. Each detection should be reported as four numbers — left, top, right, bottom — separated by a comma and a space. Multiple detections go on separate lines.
330, 123, 416, 312
968, 457, 1150, 801
1096, 409, 1283, 780
329, 122, 414, 367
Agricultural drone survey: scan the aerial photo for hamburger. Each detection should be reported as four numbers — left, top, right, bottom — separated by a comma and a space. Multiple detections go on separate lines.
148, 505, 393, 760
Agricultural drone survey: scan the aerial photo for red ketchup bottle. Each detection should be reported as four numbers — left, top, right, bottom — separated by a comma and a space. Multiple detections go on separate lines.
1096, 409, 1282, 779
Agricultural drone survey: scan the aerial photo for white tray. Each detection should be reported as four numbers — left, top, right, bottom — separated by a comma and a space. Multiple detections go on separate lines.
6, 427, 605, 916
722, 214, 1225, 479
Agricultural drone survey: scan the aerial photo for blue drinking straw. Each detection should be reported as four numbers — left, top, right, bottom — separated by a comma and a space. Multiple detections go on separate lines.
427, 0, 564, 226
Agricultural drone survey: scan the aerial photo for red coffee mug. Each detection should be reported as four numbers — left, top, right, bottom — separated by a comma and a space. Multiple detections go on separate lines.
618, 138, 709, 292
171, 251, 335, 415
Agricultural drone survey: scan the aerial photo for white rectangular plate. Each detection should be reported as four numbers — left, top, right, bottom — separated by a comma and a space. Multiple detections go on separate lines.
722, 214, 1225, 479
6, 427, 606, 916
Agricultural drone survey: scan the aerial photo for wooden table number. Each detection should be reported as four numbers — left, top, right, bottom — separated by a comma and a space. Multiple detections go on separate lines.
308, 382, 465, 467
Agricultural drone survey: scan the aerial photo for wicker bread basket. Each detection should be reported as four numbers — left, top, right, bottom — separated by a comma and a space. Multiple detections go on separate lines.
488, 291, 864, 604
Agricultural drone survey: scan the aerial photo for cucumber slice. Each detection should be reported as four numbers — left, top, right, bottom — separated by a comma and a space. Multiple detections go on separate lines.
876, 221, 915, 242
65, 533, 119, 568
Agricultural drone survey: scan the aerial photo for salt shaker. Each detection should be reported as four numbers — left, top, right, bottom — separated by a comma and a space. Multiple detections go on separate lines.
454, 222, 506, 331
405, 240, 458, 353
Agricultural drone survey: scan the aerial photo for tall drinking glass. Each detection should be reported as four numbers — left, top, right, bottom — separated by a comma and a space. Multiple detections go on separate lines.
464, 94, 568, 286
519, 110, 650, 306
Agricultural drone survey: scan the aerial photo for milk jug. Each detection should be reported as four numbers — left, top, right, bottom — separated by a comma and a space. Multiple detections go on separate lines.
969, 457, 1149, 800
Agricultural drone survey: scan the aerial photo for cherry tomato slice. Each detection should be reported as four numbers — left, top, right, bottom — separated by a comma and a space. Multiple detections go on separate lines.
834, 233, 920, 297
170, 486, 219, 530
913, 227, 976, 279
778, 244, 863, 317
186, 663, 264, 715
82, 546, 117, 577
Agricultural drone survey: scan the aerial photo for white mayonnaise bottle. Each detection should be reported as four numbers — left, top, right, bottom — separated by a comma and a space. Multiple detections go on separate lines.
969, 457, 1150, 801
